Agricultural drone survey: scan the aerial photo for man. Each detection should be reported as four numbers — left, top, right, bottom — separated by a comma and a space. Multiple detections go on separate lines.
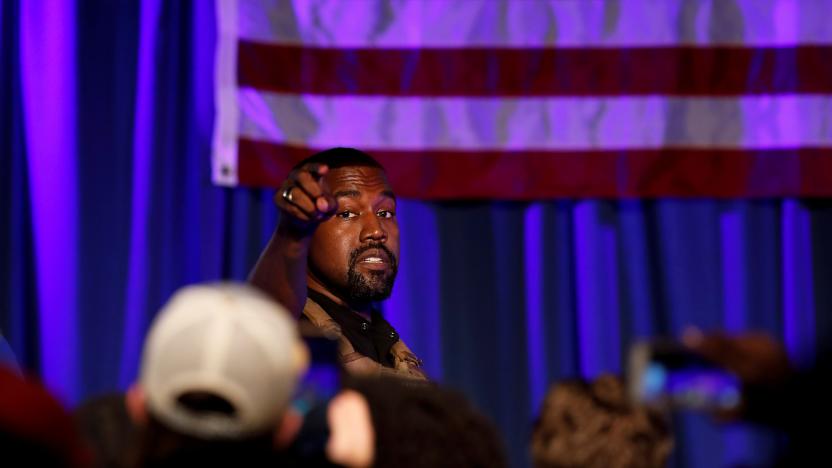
250, 147, 426, 380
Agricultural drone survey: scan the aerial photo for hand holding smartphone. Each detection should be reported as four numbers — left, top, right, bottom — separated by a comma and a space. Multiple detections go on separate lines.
628, 339, 743, 413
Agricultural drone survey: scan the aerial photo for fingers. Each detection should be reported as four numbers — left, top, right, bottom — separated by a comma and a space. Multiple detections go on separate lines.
317, 191, 338, 217
685, 330, 750, 375
274, 407, 304, 449
274, 187, 315, 225
293, 170, 330, 213
682, 327, 792, 384
684, 329, 730, 361
287, 181, 318, 215
274, 163, 336, 227
299, 163, 336, 216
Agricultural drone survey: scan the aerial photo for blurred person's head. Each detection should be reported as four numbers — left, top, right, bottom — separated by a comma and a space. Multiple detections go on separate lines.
296, 148, 400, 308
326, 376, 508, 468
531, 374, 673, 468
0, 366, 92, 467
125, 283, 309, 467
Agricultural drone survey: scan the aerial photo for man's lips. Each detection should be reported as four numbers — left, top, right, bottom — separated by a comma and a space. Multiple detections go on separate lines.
358, 249, 389, 263
355, 248, 392, 269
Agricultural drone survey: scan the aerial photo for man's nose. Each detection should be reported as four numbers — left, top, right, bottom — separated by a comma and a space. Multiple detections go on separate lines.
360, 213, 387, 243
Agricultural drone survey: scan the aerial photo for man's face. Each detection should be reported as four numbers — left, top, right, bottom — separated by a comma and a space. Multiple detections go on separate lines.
308, 166, 399, 304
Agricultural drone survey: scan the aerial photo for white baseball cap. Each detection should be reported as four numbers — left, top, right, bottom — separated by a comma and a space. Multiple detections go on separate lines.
139, 283, 308, 439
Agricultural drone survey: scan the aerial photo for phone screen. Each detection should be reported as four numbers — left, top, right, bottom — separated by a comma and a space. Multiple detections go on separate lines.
629, 341, 742, 412
286, 333, 342, 461
294, 333, 342, 413
301, 336, 341, 398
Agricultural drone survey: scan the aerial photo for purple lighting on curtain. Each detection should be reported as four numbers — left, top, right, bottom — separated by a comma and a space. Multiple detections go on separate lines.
20, 0, 80, 402
771, 30, 814, 361
720, 205, 748, 332
119, 0, 162, 387
382, 200, 443, 378
782, 200, 816, 361
574, 204, 601, 377
619, 203, 656, 338
574, 202, 621, 377
719, 205, 756, 465
524, 203, 546, 411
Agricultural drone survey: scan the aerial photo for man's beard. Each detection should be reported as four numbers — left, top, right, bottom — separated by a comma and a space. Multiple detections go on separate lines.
345, 243, 398, 303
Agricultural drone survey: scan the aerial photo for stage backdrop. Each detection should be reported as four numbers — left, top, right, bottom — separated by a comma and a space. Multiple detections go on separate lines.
2, 1, 832, 467
213, 0, 832, 198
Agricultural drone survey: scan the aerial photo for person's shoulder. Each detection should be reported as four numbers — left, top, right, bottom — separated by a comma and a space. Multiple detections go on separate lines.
74, 392, 135, 438
75, 393, 138, 468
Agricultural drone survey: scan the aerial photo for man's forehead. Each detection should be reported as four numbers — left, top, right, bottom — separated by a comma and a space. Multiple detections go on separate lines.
325, 166, 394, 196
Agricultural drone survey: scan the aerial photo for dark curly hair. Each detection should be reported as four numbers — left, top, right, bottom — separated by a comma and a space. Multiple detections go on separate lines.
531, 374, 673, 468
292, 147, 384, 171
345, 376, 508, 468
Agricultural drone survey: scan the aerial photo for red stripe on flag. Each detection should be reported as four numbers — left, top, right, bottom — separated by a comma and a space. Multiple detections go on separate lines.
236, 139, 832, 198
238, 42, 832, 97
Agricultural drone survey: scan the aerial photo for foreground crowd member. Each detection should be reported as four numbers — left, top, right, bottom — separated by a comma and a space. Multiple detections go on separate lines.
0, 366, 91, 467
250, 148, 426, 379
78, 283, 308, 467
683, 329, 832, 467
326, 376, 508, 468
128, 283, 308, 467
531, 374, 673, 468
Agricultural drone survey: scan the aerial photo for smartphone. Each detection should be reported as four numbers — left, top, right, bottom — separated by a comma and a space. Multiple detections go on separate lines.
286, 326, 343, 461
298, 332, 342, 402
628, 340, 742, 412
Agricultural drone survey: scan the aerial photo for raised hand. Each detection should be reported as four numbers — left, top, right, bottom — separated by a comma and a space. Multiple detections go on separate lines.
275, 163, 338, 235
682, 328, 792, 386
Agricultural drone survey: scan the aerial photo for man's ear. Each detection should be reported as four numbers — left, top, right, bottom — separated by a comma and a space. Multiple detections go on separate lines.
274, 406, 304, 449
126, 384, 148, 426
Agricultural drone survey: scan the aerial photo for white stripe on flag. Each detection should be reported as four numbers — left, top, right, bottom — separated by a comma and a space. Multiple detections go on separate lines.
213, 0, 240, 186
238, 0, 831, 48
237, 90, 832, 151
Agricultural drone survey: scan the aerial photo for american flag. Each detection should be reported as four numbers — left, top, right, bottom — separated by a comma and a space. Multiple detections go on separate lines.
212, 0, 832, 199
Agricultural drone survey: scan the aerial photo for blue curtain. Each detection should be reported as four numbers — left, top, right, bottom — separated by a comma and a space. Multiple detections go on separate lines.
3, 2, 832, 467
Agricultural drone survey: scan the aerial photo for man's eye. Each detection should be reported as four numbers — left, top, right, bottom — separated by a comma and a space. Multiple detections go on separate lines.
337, 211, 357, 219
377, 210, 395, 219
